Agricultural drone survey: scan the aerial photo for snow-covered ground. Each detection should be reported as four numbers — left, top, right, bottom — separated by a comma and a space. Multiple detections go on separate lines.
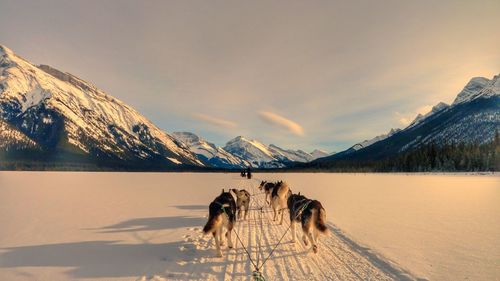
0, 172, 498, 281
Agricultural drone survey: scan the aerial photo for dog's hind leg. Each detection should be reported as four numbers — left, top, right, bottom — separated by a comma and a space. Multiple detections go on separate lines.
291, 221, 297, 243
279, 207, 285, 225
219, 228, 225, 246
214, 228, 223, 257
307, 231, 318, 254
227, 223, 234, 249
273, 207, 278, 221
314, 228, 320, 242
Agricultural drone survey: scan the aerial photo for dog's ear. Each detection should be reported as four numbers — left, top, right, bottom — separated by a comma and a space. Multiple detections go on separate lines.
298, 192, 301, 195
221, 188, 225, 193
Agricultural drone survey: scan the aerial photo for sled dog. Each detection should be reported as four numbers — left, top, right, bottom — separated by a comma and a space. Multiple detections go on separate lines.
270, 181, 291, 224
287, 192, 328, 253
230, 188, 251, 220
203, 189, 237, 257
258, 180, 281, 205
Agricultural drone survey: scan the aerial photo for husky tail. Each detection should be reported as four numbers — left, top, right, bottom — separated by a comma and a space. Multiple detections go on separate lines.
315, 207, 328, 233
203, 213, 222, 234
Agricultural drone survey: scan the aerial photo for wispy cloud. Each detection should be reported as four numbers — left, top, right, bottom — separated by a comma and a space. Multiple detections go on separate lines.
258, 111, 304, 136
193, 113, 237, 129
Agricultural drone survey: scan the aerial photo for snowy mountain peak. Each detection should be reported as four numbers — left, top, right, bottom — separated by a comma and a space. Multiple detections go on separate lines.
493, 74, 500, 86
0, 45, 14, 56
172, 132, 248, 168
224, 137, 285, 167
225, 136, 275, 158
310, 149, 330, 160
453, 75, 499, 105
408, 102, 450, 129
432, 102, 449, 113
0, 44, 202, 167
222, 136, 330, 167
229, 136, 250, 143
388, 128, 400, 135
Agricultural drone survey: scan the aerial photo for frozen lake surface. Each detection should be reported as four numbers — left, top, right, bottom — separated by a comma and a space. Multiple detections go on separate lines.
0, 172, 498, 280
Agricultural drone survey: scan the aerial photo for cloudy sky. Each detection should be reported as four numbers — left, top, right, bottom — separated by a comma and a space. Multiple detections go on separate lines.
1, 0, 499, 152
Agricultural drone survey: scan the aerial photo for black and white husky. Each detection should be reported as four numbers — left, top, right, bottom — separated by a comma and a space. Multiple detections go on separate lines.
270, 181, 291, 224
258, 180, 281, 206
230, 188, 251, 220
287, 193, 328, 253
203, 189, 237, 257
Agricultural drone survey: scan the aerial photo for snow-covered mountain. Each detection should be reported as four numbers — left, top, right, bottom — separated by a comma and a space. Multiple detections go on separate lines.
223, 136, 284, 168
221, 136, 326, 168
173, 132, 328, 168
452, 77, 497, 105
407, 102, 450, 128
316, 74, 500, 163
310, 149, 330, 160
0, 45, 202, 169
268, 144, 314, 162
0, 45, 329, 170
172, 132, 248, 168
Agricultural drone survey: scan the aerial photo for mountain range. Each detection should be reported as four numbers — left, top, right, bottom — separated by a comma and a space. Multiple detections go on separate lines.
312, 74, 500, 164
0, 45, 498, 170
0, 45, 327, 169
172, 132, 329, 168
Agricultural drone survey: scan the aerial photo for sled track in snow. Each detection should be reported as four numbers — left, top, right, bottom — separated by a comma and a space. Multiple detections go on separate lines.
174, 175, 416, 281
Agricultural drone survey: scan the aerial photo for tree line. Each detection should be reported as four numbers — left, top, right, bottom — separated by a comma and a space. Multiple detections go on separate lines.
303, 131, 499, 172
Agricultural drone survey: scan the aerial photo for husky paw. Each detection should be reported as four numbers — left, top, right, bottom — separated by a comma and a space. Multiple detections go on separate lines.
302, 237, 308, 246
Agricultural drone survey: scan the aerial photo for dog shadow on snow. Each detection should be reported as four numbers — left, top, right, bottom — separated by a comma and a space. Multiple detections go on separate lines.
96, 216, 206, 233
85, 203, 208, 234
0, 240, 227, 280
0, 214, 218, 280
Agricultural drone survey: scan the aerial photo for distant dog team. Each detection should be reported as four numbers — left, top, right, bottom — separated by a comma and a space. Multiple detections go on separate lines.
203, 178, 328, 257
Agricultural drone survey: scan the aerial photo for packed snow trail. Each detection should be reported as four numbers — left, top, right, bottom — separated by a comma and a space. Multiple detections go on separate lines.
163, 174, 415, 281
